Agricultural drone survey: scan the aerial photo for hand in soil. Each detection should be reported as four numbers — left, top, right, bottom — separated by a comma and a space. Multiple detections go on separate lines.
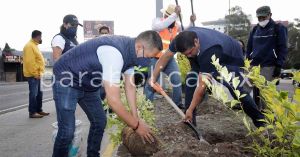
135, 120, 155, 144
184, 108, 193, 123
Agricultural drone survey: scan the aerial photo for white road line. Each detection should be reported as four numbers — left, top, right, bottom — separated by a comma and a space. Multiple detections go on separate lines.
0, 98, 53, 115
0, 88, 52, 97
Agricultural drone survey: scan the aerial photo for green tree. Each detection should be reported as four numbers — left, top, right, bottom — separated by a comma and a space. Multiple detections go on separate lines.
224, 6, 251, 42
294, 18, 300, 28
284, 19, 300, 69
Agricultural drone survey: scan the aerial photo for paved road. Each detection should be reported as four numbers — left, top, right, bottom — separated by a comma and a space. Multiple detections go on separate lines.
0, 80, 53, 112
277, 79, 295, 98
0, 101, 115, 157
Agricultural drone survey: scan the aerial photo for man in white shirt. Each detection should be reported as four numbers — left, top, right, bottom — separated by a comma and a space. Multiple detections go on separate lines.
52, 30, 163, 157
52, 14, 82, 62
144, 4, 196, 109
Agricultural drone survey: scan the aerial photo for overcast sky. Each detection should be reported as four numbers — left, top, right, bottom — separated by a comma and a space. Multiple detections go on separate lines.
0, 0, 298, 51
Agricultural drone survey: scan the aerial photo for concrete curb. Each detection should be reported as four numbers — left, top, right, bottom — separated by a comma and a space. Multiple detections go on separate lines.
0, 97, 53, 115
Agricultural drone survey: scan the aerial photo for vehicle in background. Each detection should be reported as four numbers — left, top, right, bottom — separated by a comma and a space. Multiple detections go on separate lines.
280, 69, 294, 79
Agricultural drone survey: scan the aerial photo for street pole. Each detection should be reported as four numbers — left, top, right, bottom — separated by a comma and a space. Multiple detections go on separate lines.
156, 0, 163, 18
227, 0, 231, 35
229, 0, 231, 15
296, 36, 299, 51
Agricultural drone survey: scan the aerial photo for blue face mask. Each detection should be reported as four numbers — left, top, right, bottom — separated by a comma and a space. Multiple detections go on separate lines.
65, 27, 77, 39
136, 57, 151, 67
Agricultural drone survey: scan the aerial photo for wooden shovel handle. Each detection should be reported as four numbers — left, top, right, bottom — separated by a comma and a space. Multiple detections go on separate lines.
152, 83, 166, 95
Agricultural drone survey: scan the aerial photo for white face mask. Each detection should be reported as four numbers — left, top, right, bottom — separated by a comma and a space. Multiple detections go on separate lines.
258, 19, 269, 28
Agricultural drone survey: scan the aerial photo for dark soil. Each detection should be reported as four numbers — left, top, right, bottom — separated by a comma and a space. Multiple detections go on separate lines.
117, 96, 255, 157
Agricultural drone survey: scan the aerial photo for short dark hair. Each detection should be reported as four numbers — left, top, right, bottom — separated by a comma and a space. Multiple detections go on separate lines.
99, 26, 110, 33
31, 30, 42, 38
174, 31, 197, 52
60, 24, 66, 34
136, 30, 163, 51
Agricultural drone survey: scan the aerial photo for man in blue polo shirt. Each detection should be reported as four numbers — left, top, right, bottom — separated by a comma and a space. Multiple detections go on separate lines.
52, 30, 162, 157
150, 27, 265, 128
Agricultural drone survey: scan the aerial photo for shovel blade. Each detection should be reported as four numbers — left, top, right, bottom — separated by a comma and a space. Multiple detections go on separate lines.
184, 121, 201, 140
184, 121, 210, 144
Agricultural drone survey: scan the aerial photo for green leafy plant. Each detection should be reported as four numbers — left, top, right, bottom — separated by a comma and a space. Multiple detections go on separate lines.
177, 53, 191, 85
244, 60, 300, 157
203, 55, 300, 156
293, 71, 300, 103
207, 55, 247, 104
104, 85, 156, 148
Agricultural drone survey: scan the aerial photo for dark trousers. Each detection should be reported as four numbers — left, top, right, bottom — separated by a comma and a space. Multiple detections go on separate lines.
185, 46, 265, 128
27, 77, 43, 114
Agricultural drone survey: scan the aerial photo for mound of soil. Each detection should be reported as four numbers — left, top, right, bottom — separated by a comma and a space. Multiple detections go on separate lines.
195, 97, 251, 144
117, 96, 254, 157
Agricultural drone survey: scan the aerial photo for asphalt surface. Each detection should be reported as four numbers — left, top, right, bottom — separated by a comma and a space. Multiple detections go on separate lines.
277, 79, 296, 98
0, 80, 53, 112
0, 100, 114, 157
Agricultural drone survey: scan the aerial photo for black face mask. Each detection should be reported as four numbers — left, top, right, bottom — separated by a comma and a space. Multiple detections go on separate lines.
168, 22, 176, 29
64, 27, 77, 39
39, 40, 42, 44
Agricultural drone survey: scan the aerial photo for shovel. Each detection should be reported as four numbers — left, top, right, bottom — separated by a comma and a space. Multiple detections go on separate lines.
190, 0, 195, 26
175, 0, 184, 31
151, 82, 208, 143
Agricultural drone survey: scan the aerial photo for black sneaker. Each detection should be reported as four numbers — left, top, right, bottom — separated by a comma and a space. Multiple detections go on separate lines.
177, 103, 185, 109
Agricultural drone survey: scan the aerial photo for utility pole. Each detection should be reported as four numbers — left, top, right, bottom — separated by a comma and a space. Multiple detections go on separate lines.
226, 0, 231, 35
296, 36, 299, 51
156, 0, 163, 18
229, 0, 231, 15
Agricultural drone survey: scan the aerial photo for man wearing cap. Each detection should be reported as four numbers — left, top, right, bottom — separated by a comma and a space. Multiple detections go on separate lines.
52, 14, 82, 62
246, 6, 288, 110
150, 27, 265, 128
52, 30, 162, 157
144, 4, 196, 109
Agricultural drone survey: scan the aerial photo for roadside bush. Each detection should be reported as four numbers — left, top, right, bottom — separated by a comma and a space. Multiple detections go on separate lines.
203, 56, 300, 157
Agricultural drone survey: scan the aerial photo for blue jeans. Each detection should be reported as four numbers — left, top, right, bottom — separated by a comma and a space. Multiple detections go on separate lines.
27, 77, 43, 114
144, 57, 182, 105
52, 81, 107, 157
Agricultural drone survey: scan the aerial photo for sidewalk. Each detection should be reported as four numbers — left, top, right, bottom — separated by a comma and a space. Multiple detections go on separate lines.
0, 100, 114, 157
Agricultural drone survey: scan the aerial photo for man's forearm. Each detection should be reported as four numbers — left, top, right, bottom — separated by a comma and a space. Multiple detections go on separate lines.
188, 75, 206, 112
152, 52, 173, 82
105, 82, 138, 128
108, 97, 138, 128
124, 75, 138, 118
